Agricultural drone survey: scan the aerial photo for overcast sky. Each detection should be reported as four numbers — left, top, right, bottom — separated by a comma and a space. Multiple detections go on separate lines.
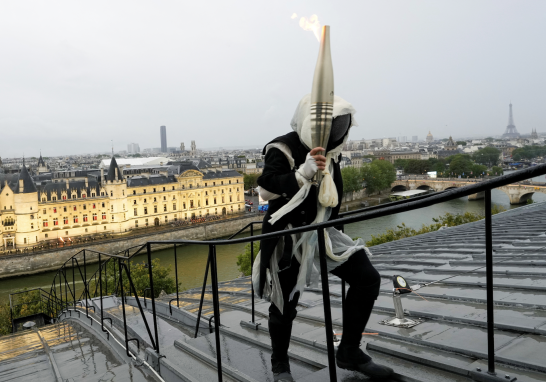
1, 1, 545, 158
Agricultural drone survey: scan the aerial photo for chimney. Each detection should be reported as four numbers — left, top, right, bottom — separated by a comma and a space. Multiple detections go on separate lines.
101, 168, 104, 183
85, 178, 88, 188
115, 168, 118, 181
19, 179, 24, 190
66, 179, 69, 189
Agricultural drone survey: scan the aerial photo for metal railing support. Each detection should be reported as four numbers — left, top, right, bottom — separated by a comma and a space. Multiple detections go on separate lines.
250, 224, 255, 324
83, 250, 89, 318
174, 244, 179, 308
122, 262, 157, 351
317, 228, 337, 382
209, 244, 223, 382
194, 248, 211, 338
485, 189, 496, 375
118, 258, 131, 357
72, 258, 76, 311
146, 243, 160, 353
99, 254, 107, 334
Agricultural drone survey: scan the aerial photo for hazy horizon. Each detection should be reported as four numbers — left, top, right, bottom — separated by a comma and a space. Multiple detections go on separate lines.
1, 1, 545, 158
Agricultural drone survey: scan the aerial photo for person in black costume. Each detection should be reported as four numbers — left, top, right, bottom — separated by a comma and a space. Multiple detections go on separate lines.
254, 95, 393, 381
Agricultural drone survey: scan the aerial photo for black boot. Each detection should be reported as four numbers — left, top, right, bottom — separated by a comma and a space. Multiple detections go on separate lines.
336, 345, 393, 380
271, 356, 294, 382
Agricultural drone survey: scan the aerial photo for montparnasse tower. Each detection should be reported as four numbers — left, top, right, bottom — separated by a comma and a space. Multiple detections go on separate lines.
502, 103, 520, 139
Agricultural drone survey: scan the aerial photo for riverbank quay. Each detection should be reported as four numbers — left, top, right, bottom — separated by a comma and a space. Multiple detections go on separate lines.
0, 213, 263, 279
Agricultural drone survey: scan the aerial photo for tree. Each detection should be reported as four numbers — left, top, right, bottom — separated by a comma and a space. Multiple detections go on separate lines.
393, 158, 408, 169
90, 258, 177, 298
0, 289, 45, 336
456, 141, 467, 146
491, 166, 503, 176
449, 155, 473, 176
243, 173, 259, 189
472, 147, 500, 167
341, 167, 362, 193
512, 145, 546, 161
404, 159, 429, 174
470, 164, 487, 177
361, 160, 396, 195
236, 242, 260, 276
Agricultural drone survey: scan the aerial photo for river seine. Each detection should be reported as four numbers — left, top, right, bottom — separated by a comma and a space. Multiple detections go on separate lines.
2, 172, 545, 302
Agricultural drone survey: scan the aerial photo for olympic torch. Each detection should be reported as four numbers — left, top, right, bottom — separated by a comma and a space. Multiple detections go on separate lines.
310, 25, 334, 184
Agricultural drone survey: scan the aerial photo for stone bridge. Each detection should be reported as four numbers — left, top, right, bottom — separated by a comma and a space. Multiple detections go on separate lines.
391, 177, 546, 204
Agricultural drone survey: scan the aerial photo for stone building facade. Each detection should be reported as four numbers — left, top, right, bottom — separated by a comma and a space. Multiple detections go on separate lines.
0, 157, 245, 250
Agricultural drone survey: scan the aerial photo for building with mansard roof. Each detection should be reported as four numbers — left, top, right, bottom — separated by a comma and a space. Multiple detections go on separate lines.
1, 156, 245, 250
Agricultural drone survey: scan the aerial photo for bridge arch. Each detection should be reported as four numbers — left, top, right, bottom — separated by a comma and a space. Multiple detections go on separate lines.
391, 185, 407, 192
417, 185, 434, 191
515, 192, 534, 204
444, 186, 459, 191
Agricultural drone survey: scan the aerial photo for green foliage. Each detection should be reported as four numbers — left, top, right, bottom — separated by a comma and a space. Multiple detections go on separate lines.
361, 160, 396, 195
0, 289, 45, 336
472, 147, 501, 167
365, 206, 506, 247
244, 173, 260, 189
90, 258, 177, 298
512, 145, 546, 161
471, 164, 488, 177
0, 304, 10, 336
491, 166, 504, 176
236, 242, 260, 276
341, 167, 362, 193
393, 158, 408, 169
449, 154, 473, 176
527, 198, 534, 204
404, 159, 430, 174
457, 141, 467, 146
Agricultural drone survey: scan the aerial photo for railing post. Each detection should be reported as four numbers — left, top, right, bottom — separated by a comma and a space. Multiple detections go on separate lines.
118, 258, 130, 356
250, 224, 255, 324
83, 250, 88, 318
147, 242, 160, 353
317, 228, 338, 382
72, 258, 76, 310
194, 248, 211, 338
174, 244, 179, 308
9, 295, 14, 333
99, 254, 105, 333
209, 244, 223, 382
485, 189, 496, 375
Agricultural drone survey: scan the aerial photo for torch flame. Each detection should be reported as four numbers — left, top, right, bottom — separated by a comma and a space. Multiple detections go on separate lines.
299, 14, 322, 42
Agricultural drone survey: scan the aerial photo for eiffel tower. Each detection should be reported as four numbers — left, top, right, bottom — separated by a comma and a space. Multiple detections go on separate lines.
502, 102, 520, 138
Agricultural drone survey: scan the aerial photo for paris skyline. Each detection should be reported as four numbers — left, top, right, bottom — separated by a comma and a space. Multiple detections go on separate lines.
1, 0, 545, 157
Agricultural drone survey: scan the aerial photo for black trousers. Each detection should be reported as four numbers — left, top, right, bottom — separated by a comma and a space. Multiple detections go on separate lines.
268, 249, 381, 362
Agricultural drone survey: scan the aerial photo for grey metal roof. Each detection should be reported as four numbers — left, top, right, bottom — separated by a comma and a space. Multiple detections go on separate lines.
202, 169, 242, 179
36, 179, 101, 200
16, 163, 37, 193
106, 156, 122, 181
127, 175, 177, 187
